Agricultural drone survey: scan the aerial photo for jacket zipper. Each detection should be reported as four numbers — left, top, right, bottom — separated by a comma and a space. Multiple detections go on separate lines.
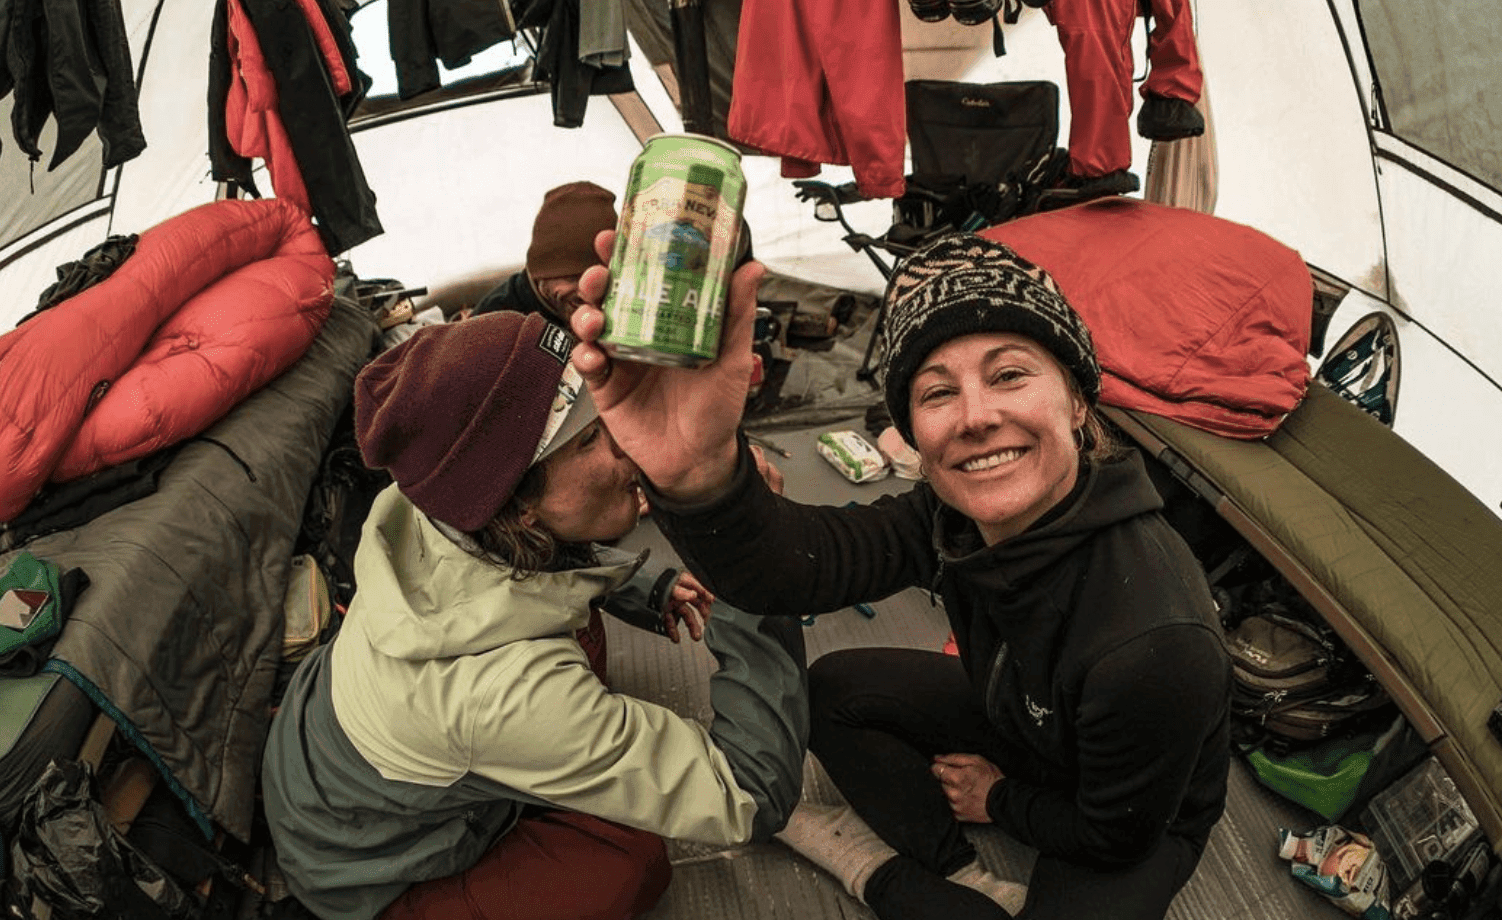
983, 641, 1010, 725
929, 558, 945, 605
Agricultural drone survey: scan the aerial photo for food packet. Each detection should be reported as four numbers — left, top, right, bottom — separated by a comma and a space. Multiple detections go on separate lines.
876, 426, 923, 480
1278, 825, 1392, 919
816, 430, 889, 483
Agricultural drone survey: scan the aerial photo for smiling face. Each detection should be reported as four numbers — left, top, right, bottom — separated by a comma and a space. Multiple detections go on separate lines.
524, 418, 643, 544
907, 332, 1087, 546
534, 275, 587, 320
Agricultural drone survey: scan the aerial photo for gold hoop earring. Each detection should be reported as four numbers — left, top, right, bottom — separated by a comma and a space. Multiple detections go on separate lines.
1072, 428, 1085, 452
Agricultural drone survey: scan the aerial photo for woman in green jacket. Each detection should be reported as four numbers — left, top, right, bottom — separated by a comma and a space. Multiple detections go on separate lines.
261, 309, 808, 920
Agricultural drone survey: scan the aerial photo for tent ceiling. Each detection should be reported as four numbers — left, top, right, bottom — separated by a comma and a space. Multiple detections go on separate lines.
0, 0, 1497, 511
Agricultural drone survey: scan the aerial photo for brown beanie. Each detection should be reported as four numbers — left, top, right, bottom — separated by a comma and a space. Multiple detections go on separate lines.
525, 181, 618, 281
354, 311, 580, 532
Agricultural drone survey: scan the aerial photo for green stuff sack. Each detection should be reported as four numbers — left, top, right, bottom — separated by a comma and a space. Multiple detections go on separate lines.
0, 552, 63, 658
1247, 739, 1374, 822
1243, 716, 1428, 822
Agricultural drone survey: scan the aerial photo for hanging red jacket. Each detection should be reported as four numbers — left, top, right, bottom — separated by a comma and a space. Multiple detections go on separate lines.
223, 0, 314, 216
728, 0, 906, 199
1043, 0, 1202, 176
983, 198, 1310, 438
213, 0, 382, 255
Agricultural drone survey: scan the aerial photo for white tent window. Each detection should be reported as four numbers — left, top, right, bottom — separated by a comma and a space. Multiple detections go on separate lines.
1360, 0, 1502, 192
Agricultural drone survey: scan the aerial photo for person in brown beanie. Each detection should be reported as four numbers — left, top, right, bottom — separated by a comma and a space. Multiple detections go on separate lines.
260, 310, 812, 920
471, 180, 619, 323
569, 231, 1230, 920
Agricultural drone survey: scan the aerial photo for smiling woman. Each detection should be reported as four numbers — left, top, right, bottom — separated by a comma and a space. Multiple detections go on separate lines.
906, 334, 1085, 545
569, 232, 1232, 920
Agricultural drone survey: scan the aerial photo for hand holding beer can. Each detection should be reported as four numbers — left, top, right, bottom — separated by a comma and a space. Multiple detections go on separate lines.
600, 134, 748, 368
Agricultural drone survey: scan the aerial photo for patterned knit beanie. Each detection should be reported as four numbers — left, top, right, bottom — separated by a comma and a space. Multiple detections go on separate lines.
525, 181, 619, 281
354, 311, 594, 532
880, 233, 1101, 444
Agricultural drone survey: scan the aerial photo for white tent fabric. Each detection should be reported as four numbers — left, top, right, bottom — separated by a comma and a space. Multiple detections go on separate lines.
1196, 0, 1386, 298
0, 0, 1496, 514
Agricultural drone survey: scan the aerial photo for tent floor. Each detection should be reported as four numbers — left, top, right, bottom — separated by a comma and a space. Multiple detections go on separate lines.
609, 420, 1350, 920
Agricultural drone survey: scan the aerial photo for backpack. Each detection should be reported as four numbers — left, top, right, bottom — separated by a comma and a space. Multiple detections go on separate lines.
1220, 572, 1396, 752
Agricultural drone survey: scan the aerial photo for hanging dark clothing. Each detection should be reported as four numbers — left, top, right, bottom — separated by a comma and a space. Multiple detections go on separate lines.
209, 0, 383, 255
80, 0, 146, 168
317, 0, 370, 115
388, 0, 515, 100
2, 0, 145, 169
38, 0, 104, 169
518, 0, 632, 128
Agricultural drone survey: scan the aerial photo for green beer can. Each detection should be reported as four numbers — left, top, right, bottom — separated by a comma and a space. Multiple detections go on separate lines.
600, 133, 747, 367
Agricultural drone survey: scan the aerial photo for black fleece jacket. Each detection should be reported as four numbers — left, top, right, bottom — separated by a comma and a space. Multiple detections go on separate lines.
649, 439, 1231, 869
470, 270, 554, 319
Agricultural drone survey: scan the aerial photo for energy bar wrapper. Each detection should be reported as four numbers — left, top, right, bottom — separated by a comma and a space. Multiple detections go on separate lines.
816, 430, 889, 483
1278, 825, 1392, 919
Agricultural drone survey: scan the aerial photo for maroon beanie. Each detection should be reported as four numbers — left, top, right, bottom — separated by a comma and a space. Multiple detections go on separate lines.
354, 312, 577, 532
525, 181, 618, 281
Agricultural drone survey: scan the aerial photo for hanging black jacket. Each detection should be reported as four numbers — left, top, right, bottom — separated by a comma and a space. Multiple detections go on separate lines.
651, 440, 1232, 868
210, 0, 383, 255
388, 0, 515, 100
518, 0, 632, 128
5, 0, 48, 161
2, 0, 144, 170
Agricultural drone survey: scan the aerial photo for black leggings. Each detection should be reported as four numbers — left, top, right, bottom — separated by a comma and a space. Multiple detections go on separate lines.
809, 648, 1203, 920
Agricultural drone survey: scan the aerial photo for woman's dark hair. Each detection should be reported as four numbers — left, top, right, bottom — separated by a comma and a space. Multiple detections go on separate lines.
468, 460, 595, 577
1067, 375, 1129, 466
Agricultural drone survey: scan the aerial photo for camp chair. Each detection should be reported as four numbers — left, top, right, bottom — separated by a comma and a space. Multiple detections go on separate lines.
794, 79, 1064, 381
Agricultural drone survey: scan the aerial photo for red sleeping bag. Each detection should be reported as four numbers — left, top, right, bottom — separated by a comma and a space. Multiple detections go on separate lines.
0, 197, 335, 521
982, 198, 1312, 439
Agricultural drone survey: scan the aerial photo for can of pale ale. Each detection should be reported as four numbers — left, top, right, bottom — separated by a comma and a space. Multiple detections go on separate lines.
600, 134, 747, 367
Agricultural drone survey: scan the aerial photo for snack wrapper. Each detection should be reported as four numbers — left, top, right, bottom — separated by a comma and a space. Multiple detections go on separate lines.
1278, 825, 1392, 919
876, 426, 923, 480
816, 430, 889, 483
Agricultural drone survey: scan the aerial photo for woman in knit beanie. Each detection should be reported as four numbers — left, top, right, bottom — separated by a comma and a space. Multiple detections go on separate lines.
570, 232, 1230, 920
260, 310, 812, 920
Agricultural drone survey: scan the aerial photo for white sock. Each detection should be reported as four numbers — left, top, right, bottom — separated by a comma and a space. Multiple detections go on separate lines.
947, 860, 1028, 916
774, 801, 898, 902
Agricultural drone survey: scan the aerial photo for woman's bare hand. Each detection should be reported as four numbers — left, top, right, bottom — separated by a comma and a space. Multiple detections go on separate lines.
932, 753, 1004, 824
571, 230, 766, 503
662, 571, 714, 643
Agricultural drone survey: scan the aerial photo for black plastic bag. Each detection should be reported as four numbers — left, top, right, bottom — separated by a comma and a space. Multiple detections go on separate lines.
5, 759, 196, 920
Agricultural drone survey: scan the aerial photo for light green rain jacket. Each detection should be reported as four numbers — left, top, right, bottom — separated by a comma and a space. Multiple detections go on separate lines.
262, 484, 807, 920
